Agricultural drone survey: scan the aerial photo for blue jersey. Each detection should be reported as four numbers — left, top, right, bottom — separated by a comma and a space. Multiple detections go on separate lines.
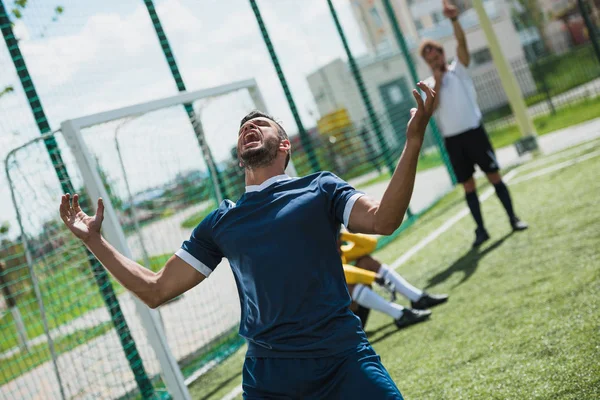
176, 172, 369, 358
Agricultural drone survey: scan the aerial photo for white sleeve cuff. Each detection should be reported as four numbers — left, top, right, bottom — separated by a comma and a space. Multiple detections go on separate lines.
343, 193, 365, 228
175, 249, 213, 278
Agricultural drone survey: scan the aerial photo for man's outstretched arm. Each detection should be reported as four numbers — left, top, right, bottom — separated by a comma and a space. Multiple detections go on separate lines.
444, 0, 470, 66
59, 194, 205, 308
347, 82, 436, 235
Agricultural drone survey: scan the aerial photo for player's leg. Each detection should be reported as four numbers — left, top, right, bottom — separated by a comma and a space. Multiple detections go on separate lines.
347, 283, 372, 329
356, 256, 448, 309
471, 126, 528, 232
348, 290, 372, 329
352, 284, 430, 329
446, 133, 488, 247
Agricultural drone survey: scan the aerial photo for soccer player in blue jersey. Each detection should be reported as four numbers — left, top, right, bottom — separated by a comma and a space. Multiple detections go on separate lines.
59, 82, 435, 399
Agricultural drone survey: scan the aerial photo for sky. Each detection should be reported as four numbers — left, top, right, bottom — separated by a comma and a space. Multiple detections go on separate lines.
0, 0, 369, 237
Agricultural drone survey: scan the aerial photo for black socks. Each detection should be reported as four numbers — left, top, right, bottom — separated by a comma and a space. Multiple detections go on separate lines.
465, 191, 485, 231
494, 181, 516, 220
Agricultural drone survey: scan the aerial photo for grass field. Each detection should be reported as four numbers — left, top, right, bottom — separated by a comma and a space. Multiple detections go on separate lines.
188, 140, 600, 399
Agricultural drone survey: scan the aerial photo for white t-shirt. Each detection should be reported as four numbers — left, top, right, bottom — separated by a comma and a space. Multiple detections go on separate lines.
424, 60, 482, 137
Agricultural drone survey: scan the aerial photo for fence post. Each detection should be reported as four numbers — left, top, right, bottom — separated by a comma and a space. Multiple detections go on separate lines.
472, 0, 538, 151
531, 58, 555, 115
142, 0, 227, 203
249, 0, 321, 173
578, 0, 600, 65
0, 261, 29, 352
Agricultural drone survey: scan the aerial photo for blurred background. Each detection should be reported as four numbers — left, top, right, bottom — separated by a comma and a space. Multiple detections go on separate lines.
0, 0, 599, 399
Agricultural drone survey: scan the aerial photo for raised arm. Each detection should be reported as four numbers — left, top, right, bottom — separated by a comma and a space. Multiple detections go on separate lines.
59, 194, 205, 308
347, 82, 435, 235
444, 0, 469, 66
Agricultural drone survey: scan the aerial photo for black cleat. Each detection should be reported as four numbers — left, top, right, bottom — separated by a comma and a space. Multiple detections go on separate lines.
395, 308, 431, 329
411, 293, 449, 310
511, 217, 529, 231
473, 228, 490, 248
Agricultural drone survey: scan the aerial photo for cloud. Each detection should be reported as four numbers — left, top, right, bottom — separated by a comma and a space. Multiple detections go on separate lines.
12, 20, 31, 41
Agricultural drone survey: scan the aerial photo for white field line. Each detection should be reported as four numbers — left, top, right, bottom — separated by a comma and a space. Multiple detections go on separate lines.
510, 150, 600, 185
517, 139, 600, 173
221, 384, 243, 400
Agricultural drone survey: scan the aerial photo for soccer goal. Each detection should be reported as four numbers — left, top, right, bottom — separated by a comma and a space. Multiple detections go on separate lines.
2, 78, 276, 399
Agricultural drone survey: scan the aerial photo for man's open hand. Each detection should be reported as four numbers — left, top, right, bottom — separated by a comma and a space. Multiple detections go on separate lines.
59, 194, 104, 242
406, 82, 436, 144
443, 0, 459, 19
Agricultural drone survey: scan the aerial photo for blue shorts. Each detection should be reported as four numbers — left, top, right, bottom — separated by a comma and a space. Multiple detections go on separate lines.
242, 345, 403, 399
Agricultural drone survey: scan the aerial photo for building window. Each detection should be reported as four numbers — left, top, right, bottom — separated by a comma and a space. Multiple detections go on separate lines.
414, 19, 424, 31
432, 12, 443, 24
471, 48, 492, 66
377, 37, 393, 54
387, 85, 405, 104
369, 7, 384, 27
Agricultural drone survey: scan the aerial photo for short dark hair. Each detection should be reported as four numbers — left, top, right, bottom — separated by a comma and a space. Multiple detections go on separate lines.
419, 39, 444, 59
240, 110, 290, 168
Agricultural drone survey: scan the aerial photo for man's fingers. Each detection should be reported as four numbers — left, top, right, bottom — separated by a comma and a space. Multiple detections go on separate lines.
97, 198, 105, 221
419, 82, 436, 108
59, 195, 69, 220
412, 88, 425, 109
417, 81, 431, 95
73, 194, 81, 212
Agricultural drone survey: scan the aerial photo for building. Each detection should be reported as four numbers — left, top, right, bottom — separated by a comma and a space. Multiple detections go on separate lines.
350, 0, 419, 54
307, 0, 536, 142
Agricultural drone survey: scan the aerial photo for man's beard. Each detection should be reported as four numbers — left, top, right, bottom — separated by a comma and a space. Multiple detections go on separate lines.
239, 136, 280, 169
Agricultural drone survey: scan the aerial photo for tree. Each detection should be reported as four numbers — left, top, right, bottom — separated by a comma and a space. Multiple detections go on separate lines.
0, 221, 9, 244
511, 0, 550, 57
9, 1, 64, 29
0, 85, 14, 99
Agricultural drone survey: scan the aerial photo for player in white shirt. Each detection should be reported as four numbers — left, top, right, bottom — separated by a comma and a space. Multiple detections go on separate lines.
420, 0, 528, 247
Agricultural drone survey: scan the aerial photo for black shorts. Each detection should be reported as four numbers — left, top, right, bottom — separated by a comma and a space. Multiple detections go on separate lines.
444, 125, 500, 183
